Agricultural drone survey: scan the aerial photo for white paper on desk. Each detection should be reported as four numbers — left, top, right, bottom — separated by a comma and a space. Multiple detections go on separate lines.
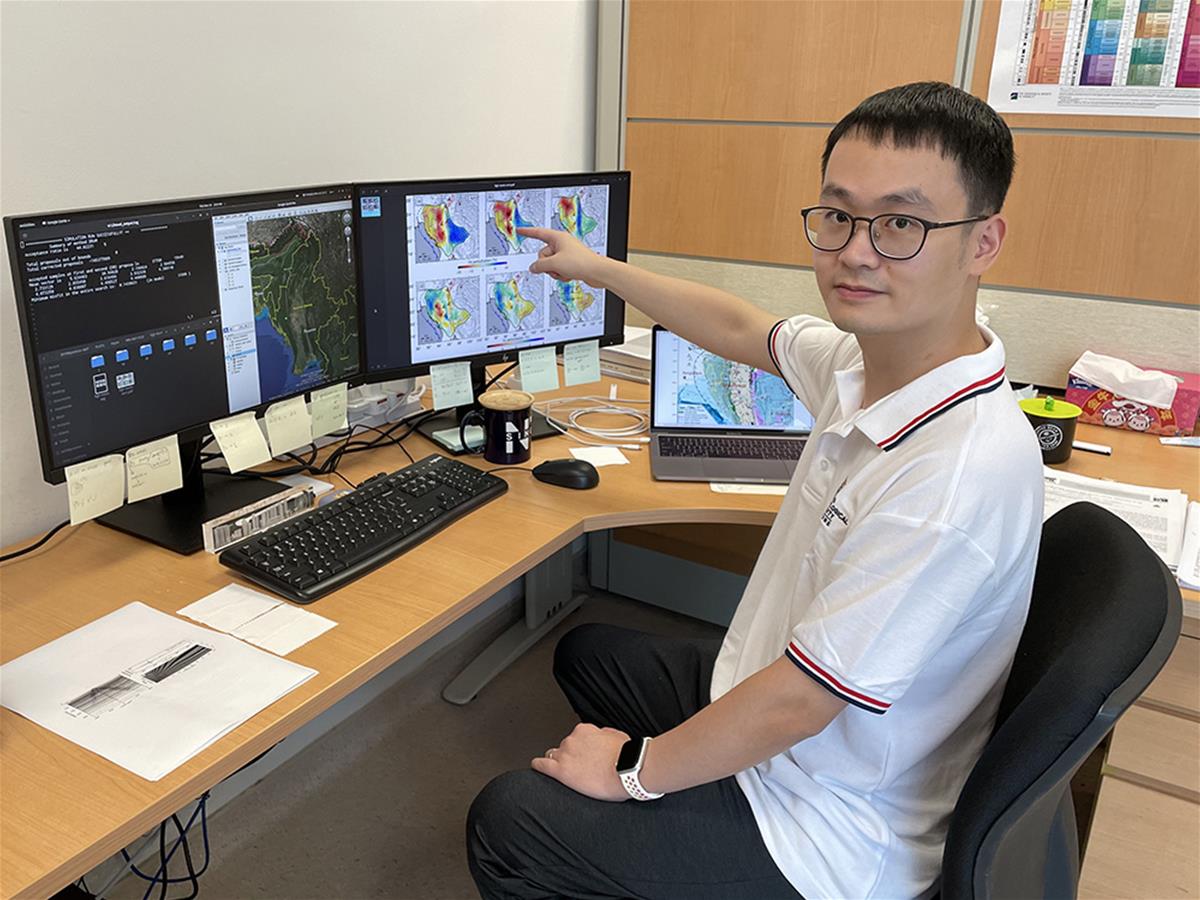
1042, 468, 1188, 569
1177, 502, 1200, 591
0, 602, 315, 781
570, 446, 628, 467
710, 482, 789, 496
179, 584, 337, 656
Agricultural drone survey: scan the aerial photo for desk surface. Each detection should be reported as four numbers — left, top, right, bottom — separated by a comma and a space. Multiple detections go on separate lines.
1, 381, 1196, 898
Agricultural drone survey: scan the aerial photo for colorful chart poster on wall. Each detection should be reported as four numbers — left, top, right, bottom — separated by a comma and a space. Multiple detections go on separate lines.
987, 0, 1200, 117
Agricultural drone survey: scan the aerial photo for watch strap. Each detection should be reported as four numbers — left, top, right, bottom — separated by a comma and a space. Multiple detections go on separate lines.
618, 737, 664, 801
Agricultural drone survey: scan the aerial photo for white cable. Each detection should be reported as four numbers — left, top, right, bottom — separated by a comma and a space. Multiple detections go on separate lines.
534, 393, 651, 450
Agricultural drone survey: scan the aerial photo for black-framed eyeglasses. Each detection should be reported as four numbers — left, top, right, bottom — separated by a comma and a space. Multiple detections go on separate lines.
800, 206, 990, 261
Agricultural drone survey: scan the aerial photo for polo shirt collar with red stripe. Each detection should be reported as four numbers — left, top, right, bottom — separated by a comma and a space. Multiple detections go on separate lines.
839, 325, 1007, 453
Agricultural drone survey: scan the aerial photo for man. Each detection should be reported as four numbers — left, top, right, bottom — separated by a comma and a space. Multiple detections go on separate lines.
467, 82, 1043, 899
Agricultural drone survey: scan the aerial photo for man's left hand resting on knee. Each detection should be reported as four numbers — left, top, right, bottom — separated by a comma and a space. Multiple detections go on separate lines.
533, 657, 845, 801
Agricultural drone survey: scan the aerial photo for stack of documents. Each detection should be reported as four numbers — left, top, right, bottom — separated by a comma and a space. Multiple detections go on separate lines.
1042, 468, 1199, 588
178, 584, 336, 655
600, 326, 652, 383
0, 603, 315, 780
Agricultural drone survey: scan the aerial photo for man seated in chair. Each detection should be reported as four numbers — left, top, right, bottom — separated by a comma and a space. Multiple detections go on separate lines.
467, 82, 1043, 900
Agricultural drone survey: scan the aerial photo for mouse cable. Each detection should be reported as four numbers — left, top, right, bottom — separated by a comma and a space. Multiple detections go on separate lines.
534, 395, 651, 450
485, 466, 535, 476
0, 519, 73, 563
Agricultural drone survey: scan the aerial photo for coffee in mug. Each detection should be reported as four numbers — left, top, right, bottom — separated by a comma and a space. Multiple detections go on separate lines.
460, 389, 534, 465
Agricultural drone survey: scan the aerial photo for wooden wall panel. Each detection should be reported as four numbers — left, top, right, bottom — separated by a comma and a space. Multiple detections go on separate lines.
625, 121, 824, 263
996, 132, 1199, 303
626, 122, 1199, 304
970, 0, 1200, 134
626, 0, 965, 123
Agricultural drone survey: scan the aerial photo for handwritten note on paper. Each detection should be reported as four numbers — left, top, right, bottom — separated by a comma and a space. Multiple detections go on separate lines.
126, 434, 183, 503
563, 339, 601, 387
519, 346, 560, 394
208, 412, 271, 473
265, 396, 312, 457
430, 361, 474, 410
65, 455, 125, 525
310, 383, 349, 439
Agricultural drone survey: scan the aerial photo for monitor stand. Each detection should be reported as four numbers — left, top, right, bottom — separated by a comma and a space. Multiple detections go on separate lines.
417, 363, 557, 455
98, 440, 289, 555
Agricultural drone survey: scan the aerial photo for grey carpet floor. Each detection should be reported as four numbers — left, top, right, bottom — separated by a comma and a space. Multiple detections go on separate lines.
109, 594, 722, 900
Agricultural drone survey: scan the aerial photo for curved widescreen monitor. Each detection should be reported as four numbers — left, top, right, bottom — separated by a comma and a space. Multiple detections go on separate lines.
4, 184, 361, 483
356, 171, 628, 378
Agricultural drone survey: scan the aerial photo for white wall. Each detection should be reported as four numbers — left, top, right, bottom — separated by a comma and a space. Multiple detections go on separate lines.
0, 0, 597, 546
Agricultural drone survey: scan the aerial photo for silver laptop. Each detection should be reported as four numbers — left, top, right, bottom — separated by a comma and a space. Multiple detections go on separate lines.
650, 326, 813, 483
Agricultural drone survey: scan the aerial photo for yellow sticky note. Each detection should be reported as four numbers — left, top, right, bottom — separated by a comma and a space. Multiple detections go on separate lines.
265, 395, 312, 456
563, 339, 601, 386
310, 383, 348, 439
209, 411, 271, 473
519, 346, 560, 394
430, 361, 474, 410
126, 434, 183, 503
65, 455, 125, 525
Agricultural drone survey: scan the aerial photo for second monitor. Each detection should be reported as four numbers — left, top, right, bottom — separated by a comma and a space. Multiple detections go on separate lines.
356, 171, 629, 448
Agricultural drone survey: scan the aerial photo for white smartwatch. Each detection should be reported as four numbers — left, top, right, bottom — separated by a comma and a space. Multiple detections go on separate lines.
616, 736, 663, 801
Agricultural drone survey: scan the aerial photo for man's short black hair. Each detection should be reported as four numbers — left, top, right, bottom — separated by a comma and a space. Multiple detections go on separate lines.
821, 82, 1015, 216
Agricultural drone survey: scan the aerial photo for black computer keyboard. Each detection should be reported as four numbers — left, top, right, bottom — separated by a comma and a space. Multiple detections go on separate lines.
657, 434, 807, 460
219, 455, 508, 604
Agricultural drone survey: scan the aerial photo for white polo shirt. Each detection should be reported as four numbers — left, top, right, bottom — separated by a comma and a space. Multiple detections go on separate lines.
710, 315, 1043, 899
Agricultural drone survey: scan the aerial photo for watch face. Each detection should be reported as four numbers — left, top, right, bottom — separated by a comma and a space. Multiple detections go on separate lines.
616, 737, 644, 773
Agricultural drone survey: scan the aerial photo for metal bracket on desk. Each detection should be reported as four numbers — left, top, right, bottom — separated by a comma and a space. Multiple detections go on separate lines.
442, 544, 585, 705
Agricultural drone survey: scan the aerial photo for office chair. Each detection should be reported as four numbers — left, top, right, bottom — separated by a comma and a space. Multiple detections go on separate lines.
936, 502, 1183, 900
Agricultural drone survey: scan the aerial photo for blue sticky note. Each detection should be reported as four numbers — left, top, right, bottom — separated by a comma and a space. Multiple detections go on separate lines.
205, 329, 218, 342
184, 334, 197, 347
563, 339, 601, 387
518, 346, 560, 394
162, 338, 175, 352
90, 354, 104, 369
115, 349, 130, 363
139, 344, 153, 357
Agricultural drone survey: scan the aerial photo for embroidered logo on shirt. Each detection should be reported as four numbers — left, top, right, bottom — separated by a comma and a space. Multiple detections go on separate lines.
821, 479, 849, 528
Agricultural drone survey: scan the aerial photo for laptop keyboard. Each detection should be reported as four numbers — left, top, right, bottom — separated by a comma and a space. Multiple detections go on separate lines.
657, 434, 807, 460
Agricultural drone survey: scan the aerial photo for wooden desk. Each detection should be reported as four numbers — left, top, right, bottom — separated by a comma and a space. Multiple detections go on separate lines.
0, 380, 781, 899
1104, 705, 1200, 801
1, 385, 1195, 898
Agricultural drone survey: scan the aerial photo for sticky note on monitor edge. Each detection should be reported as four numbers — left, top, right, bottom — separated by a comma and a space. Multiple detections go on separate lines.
310, 383, 349, 439
126, 434, 183, 503
209, 411, 271, 473
65, 454, 126, 525
518, 346, 560, 394
563, 339, 601, 387
429, 361, 474, 410
265, 395, 313, 457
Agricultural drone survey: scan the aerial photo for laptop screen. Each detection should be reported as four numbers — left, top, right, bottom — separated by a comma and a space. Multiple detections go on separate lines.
652, 328, 814, 433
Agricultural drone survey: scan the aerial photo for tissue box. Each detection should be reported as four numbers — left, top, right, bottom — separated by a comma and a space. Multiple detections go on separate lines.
1066, 368, 1200, 436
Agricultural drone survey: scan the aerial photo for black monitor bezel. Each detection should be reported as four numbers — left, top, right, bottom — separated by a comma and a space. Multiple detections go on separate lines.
354, 170, 629, 380
4, 183, 366, 484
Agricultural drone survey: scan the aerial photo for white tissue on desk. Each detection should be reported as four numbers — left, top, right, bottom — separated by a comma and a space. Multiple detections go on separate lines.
1069, 350, 1179, 409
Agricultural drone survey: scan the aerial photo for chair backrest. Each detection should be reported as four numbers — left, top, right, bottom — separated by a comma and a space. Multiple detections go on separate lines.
940, 502, 1182, 900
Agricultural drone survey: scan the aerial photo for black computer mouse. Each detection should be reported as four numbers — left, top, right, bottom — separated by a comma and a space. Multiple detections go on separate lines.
532, 459, 600, 490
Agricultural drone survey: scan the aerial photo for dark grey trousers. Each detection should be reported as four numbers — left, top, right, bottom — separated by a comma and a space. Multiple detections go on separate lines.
465, 623, 803, 899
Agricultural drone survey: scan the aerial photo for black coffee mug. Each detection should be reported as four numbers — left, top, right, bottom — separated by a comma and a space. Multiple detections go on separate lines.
459, 389, 534, 465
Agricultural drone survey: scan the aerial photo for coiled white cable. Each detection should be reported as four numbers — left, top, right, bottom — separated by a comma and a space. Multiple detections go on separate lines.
534, 394, 651, 450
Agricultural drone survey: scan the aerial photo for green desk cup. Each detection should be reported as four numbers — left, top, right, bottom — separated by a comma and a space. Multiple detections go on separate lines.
1019, 396, 1083, 464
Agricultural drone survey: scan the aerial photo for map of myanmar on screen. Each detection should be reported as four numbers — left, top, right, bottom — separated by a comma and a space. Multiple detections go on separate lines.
212, 199, 359, 410
405, 185, 609, 365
